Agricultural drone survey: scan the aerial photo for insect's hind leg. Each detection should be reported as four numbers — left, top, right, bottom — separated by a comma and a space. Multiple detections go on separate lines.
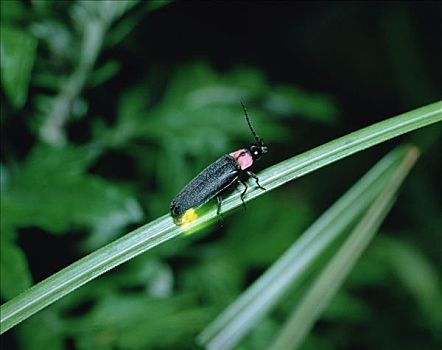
247, 171, 266, 190
239, 180, 248, 211
216, 195, 224, 226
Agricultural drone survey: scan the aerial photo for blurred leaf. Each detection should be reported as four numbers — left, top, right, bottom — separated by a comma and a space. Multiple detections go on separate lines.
183, 65, 268, 106
321, 291, 371, 323
93, 63, 338, 181
95, 63, 336, 170
269, 147, 419, 350
51, 256, 176, 317
378, 236, 442, 331
17, 310, 64, 350
295, 335, 334, 350
114, 256, 175, 298
105, 1, 159, 47
0, 27, 37, 108
71, 294, 207, 350
226, 199, 313, 266
238, 318, 280, 350
343, 245, 391, 287
96, 64, 287, 156
1, 0, 27, 24
161, 63, 219, 105
30, 19, 76, 67
2, 144, 143, 236
147, 0, 173, 13
181, 254, 243, 308
32, 73, 63, 91
92, 86, 149, 150
35, 0, 144, 147
89, 60, 121, 87
265, 85, 339, 124
71, 97, 89, 120
71, 0, 139, 28
0, 238, 32, 300
0, 163, 10, 192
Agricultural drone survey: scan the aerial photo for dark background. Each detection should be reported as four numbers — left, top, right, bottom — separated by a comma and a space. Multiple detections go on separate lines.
1, 1, 441, 349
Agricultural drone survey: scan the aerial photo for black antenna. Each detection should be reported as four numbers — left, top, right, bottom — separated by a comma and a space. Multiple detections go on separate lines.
240, 102, 262, 144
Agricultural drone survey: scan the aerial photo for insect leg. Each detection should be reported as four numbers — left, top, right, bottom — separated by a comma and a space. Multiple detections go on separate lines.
247, 171, 266, 190
216, 194, 224, 225
239, 180, 248, 211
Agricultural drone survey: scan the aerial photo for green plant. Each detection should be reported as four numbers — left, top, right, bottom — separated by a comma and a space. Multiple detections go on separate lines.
1, 2, 441, 349
1, 102, 441, 334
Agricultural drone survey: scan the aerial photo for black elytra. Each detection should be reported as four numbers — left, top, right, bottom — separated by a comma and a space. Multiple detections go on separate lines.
170, 103, 267, 224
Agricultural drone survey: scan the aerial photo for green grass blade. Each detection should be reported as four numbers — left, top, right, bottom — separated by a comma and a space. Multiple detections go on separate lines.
269, 147, 420, 350
0, 216, 183, 334
236, 101, 439, 204
197, 146, 418, 350
198, 101, 440, 223
1, 101, 440, 334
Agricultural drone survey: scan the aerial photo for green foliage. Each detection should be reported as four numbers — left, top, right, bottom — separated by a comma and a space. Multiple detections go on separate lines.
197, 146, 421, 349
0, 239, 32, 300
1, 102, 440, 339
16, 309, 65, 350
0, 27, 37, 109
269, 148, 419, 350
372, 236, 442, 332
72, 294, 208, 350
1, 1, 441, 350
2, 143, 142, 235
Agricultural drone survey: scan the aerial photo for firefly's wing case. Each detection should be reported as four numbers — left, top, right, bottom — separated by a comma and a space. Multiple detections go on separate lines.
170, 155, 240, 216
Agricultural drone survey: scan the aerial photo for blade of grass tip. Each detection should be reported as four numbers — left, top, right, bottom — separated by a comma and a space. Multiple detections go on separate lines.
269, 147, 420, 350
1, 101, 439, 333
211, 101, 441, 217
197, 146, 414, 350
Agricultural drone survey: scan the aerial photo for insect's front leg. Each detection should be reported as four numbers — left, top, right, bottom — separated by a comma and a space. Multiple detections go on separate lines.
246, 171, 266, 191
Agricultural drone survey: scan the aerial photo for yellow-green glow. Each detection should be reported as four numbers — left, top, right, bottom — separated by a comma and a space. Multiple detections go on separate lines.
178, 208, 198, 227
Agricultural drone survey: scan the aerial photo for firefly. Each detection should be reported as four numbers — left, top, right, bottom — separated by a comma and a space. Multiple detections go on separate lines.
170, 103, 267, 225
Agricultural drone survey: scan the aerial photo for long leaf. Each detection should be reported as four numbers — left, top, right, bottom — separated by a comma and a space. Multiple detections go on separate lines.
197, 146, 418, 350
269, 146, 419, 350
0, 101, 440, 334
